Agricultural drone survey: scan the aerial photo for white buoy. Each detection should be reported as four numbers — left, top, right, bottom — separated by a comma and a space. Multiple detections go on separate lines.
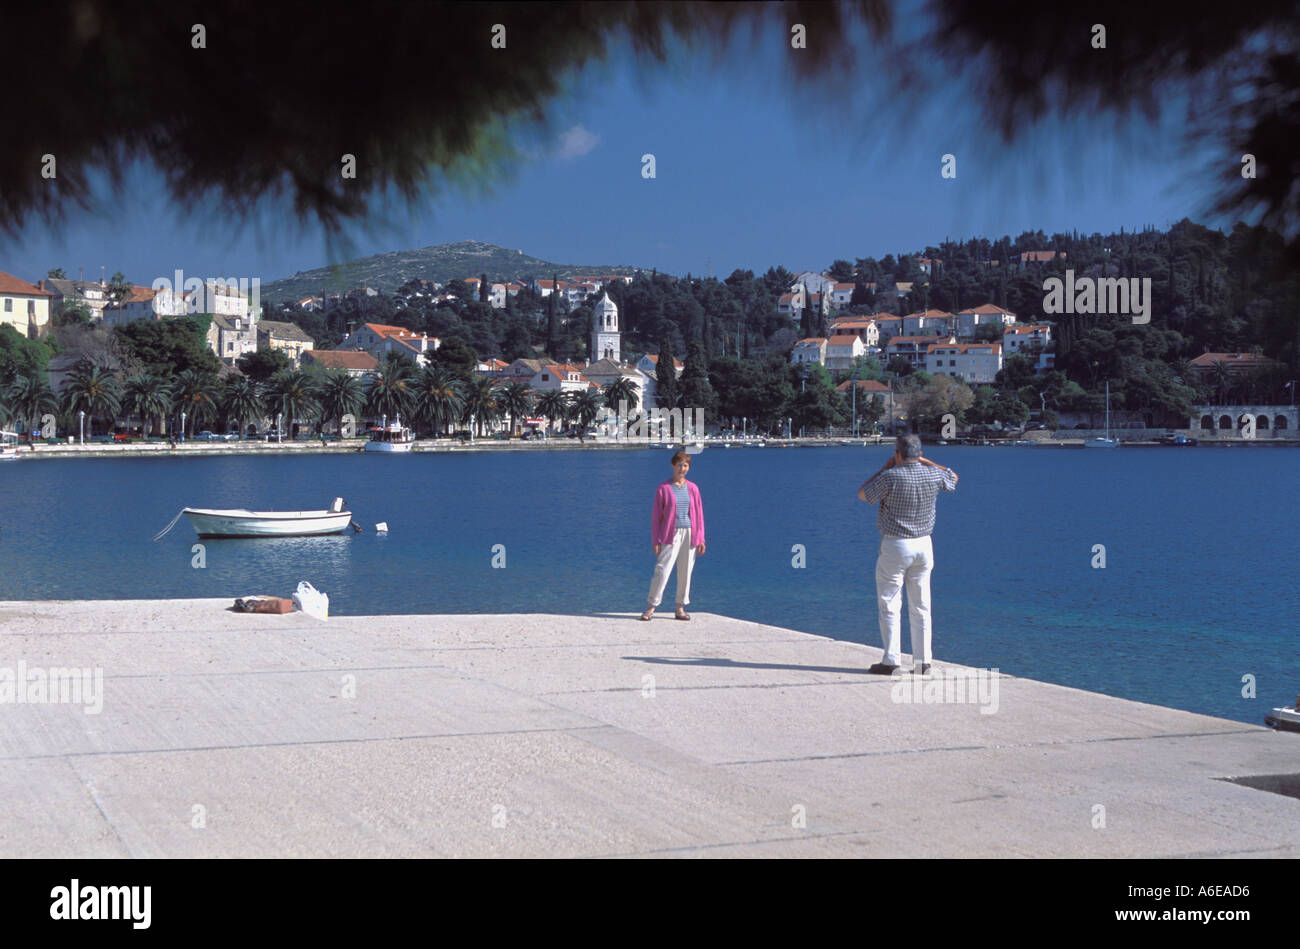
375, 522, 388, 533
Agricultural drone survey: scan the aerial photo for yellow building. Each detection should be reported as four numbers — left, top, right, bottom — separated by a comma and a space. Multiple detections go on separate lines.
257, 320, 316, 366
0, 272, 53, 337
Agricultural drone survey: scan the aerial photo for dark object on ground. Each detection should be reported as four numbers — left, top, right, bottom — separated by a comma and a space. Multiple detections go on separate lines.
867, 662, 899, 675
233, 596, 295, 614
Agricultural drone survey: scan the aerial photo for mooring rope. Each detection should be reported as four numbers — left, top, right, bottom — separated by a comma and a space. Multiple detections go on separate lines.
152, 509, 186, 542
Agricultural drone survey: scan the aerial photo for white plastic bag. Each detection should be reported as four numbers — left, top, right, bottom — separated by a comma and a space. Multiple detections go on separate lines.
293, 580, 329, 620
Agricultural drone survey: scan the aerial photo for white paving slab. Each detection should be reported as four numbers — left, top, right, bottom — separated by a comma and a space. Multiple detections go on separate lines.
0, 599, 1295, 857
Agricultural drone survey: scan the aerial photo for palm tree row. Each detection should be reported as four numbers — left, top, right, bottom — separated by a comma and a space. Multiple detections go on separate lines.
0, 360, 642, 439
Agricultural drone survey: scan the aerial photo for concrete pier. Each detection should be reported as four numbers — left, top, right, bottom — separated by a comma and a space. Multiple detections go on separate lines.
0, 599, 1296, 857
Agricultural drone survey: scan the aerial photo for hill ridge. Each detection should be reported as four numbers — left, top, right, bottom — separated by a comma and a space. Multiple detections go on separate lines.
261, 240, 651, 302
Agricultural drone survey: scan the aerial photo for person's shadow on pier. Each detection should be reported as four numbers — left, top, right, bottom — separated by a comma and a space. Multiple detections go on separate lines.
623, 656, 874, 675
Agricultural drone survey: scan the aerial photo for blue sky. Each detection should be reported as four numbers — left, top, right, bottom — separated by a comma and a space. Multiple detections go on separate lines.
4, 14, 1220, 288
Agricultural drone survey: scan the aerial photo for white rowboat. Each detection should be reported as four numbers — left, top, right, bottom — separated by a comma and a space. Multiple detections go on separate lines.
182, 506, 353, 538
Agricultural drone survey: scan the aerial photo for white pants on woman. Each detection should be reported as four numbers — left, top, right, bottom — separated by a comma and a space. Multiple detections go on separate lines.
648, 526, 697, 607
875, 535, 934, 666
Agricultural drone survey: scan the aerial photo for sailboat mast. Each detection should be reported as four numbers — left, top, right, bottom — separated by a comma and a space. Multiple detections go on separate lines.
1105, 380, 1110, 438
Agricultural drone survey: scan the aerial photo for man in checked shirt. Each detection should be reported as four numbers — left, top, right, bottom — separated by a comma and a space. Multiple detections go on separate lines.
857, 433, 958, 676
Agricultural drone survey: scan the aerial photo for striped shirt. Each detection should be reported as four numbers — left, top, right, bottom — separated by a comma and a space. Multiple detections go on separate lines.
671, 482, 692, 528
861, 461, 956, 538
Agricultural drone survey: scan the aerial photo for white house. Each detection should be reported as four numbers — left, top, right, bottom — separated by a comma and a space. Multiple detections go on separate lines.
830, 282, 856, 310
827, 317, 880, 348
340, 322, 440, 366
778, 289, 804, 320
957, 303, 1017, 338
925, 340, 1003, 384
636, 353, 684, 409
793, 272, 836, 295
902, 309, 956, 337
1002, 324, 1054, 371
100, 285, 157, 325
790, 337, 827, 366
824, 334, 865, 371
529, 363, 594, 393
884, 335, 942, 371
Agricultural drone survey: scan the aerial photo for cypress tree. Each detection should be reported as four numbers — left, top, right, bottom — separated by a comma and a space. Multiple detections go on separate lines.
545, 273, 557, 357
655, 337, 679, 410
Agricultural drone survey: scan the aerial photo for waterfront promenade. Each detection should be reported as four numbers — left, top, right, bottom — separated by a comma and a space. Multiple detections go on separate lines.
13, 431, 1299, 458
1, 599, 1296, 858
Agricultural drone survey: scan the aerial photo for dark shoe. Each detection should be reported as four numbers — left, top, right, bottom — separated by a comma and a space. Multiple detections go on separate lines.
868, 662, 899, 675
915, 663, 931, 676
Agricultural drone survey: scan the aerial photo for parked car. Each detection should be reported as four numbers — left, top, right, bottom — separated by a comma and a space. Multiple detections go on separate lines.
194, 431, 219, 441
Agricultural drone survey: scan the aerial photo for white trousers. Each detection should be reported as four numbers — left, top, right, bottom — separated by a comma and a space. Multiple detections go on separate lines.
648, 526, 697, 607
875, 535, 934, 666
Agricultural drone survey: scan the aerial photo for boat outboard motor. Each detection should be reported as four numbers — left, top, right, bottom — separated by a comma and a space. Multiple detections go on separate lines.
330, 497, 345, 513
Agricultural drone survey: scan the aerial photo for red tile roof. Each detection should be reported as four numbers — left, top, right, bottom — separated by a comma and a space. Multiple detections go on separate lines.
363, 323, 433, 341
304, 350, 380, 370
827, 335, 862, 346
958, 303, 1017, 316
0, 272, 51, 296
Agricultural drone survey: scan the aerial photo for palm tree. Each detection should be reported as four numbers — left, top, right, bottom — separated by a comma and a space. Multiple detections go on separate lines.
265, 369, 321, 437
6, 373, 58, 440
365, 365, 415, 423
570, 388, 603, 434
122, 374, 175, 438
411, 367, 464, 436
462, 376, 501, 436
317, 370, 364, 437
61, 361, 122, 437
173, 369, 219, 436
221, 375, 264, 438
496, 381, 533, 436
535, 389, 567, 437
603, 376, 639, 414
603, 376, 639, 437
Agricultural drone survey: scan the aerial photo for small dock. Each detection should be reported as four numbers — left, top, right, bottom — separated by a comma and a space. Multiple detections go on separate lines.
0, 599, 1296, 857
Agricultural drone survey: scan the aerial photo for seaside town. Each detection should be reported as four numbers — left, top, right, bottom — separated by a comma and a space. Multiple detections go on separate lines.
0, 225, 1295, 452
3, 0, 1300, 885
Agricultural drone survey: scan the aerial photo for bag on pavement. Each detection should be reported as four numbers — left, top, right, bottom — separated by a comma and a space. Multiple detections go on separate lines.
293, 581, 329, 620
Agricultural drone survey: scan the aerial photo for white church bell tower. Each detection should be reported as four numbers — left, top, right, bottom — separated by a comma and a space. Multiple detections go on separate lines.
591, 291, 621, 363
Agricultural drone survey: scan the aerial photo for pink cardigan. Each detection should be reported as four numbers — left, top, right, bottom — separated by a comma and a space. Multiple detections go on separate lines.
652, 478, 705, 547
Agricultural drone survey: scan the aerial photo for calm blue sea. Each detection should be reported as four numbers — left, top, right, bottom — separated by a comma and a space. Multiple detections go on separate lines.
0, 446, 1296, 726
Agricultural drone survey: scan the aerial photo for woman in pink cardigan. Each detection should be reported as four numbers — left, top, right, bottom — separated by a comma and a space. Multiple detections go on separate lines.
641, 449, 706, 621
